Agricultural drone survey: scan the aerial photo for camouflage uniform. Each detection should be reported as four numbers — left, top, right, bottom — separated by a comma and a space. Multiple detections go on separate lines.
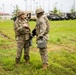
14, 11, 31, 63
35, 8, 50, 65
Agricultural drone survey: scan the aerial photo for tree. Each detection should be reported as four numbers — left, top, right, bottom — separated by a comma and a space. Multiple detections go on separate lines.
57, 10, 62, 15
53, 7, 58, 14
12, 5, 20, 16
70, 5, 75, 14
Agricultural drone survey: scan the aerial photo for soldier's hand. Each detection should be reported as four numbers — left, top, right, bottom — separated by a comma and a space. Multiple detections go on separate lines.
23, 24, 28, 27
32, 29, 36, 36
30, 35, 33, 39
39, 36, 43, 39
23, 24, 30, 29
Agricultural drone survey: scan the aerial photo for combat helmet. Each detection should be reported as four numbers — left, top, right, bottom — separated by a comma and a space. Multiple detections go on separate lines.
36, 8, 44, 14
17, 10, 25, 17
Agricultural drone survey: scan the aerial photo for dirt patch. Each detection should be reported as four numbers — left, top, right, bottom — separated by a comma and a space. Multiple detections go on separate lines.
47, 43, 62, 52
0, 31, 12, 40
47, 43, 76, 53
0, 45, 14, 50
30, 42, 76, 53
62, 36, 76, 42
0, 31, 75, 53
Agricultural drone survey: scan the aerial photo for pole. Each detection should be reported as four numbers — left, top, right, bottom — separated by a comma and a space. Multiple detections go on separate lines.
61, 4, 63, 13
39, 0, 40, 7
33, 0, 35, 13
43, 0, 45, 10
2, 4, 4, 13
24, 0, 27, 11
30, 0, 31, 10
54, 2, 58, 8
33, 0, 34, 12
10, 4, 12, 14
0, 8, 2, 12
74, 0, 75, 11
48, 0, 50, 13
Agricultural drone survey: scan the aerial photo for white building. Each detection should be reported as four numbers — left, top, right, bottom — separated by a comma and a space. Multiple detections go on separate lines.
0, 12, 12, 20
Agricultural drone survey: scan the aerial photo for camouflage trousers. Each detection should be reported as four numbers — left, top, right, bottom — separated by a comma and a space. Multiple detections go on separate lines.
16, 36, 30, 62
39, 47, 48, 64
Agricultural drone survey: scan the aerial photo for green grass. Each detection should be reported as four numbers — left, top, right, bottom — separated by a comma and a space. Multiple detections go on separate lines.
0, 20, 15, 39
0, 49, 76, 75
49, 20, 76, 52
0, 20, 76, 75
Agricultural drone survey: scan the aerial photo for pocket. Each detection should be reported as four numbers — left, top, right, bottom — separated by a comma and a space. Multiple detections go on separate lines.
16, 37, 19, 41
24, 29, 30, 34
16, 36, 23, 41
24, 34, 30, 40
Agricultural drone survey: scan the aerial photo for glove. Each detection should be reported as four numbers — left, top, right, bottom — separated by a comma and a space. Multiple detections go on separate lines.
30, 35, 33, 39
23, 24, 30, 29
32, 29, 36, 36
39, 36, 43, 39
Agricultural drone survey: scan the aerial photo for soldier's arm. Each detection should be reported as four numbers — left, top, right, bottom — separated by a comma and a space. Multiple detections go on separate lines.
44, 16, 50, 33
38, 18, 46, 37
23, 20, 31, 30
14, 22, 24, 32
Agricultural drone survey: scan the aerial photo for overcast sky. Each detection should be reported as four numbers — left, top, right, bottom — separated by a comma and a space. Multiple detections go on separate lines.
0, 0, 76, 14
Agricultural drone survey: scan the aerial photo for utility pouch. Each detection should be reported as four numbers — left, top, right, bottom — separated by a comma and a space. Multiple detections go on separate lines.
29, 39, 32, 46
37, 38, 46, 48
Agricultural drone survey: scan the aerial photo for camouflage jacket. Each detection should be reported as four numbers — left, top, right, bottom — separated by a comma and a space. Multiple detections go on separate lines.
35, 15, 50, 41
14, 18, 30, 40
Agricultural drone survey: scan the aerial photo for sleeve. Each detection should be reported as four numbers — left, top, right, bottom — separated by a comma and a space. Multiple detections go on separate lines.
38, 18, 47, 37
44, 16, 50, 33
14, 22, 24, 33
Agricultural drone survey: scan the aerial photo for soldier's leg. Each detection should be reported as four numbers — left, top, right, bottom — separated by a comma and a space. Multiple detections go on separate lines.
15, 41, 24, 64
24, 40, 30, 63
39, 48, 48, 69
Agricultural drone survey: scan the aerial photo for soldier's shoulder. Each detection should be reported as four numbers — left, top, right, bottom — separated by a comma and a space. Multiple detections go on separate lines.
24, 19, 28, 23
42, 15, 48, 21
39, 16, 45, 22
14, 18, 19, 24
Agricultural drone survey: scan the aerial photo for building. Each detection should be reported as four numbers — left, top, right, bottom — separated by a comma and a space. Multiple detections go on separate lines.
0, 12, 12, 20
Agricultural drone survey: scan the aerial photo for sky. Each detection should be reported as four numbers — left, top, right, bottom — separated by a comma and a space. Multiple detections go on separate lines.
0, 0, 76, 14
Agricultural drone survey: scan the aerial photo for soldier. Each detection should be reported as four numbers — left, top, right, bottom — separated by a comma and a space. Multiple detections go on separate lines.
32, 8, 50, 70
14, 10, 31, 64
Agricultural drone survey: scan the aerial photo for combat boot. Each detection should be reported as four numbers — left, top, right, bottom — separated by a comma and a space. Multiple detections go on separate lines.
14, 58, 20, 67
42, 63, 48, 70
25, 60, 30, 65
24, 55, 30, 64
15, 58, 20, 64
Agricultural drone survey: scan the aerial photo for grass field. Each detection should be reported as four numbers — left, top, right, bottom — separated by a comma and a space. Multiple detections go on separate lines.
0, 20, 76, 75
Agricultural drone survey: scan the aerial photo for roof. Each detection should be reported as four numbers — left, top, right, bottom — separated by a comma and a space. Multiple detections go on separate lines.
0, 12, 10, 15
